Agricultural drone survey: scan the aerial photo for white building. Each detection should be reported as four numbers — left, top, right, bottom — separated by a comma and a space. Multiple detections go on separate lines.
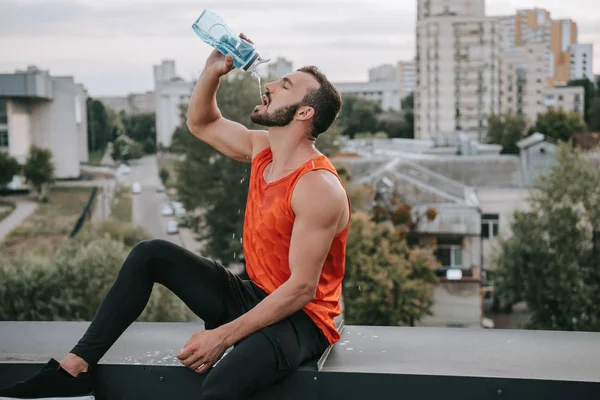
417, 0, 485, 21
570, 43, 594, 81
397, 60, 416, 100
153, 60, 194, 148
267, 57, 293, 79
542, 85, 585, 116
0, 66, 88, 179
415, 11, 502, 141
334, 64, 402, 112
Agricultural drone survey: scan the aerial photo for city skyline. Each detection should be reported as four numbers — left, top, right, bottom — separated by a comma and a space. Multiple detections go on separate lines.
1, 0, 599, 96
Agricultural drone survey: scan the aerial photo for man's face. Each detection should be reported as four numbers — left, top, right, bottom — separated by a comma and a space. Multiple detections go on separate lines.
250, 71, 319, 127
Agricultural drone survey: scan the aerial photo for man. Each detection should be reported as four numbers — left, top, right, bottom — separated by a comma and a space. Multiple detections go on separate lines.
0, 33, 350, 400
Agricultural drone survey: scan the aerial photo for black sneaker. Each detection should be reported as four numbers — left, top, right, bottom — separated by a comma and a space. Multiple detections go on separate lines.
0, 358, 94, 400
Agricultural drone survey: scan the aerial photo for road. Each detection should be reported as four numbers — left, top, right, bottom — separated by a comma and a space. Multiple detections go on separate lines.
125, 156, 199, 252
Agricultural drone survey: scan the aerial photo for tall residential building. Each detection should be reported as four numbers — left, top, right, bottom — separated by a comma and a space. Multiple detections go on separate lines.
502, 9, 578, 86
398, 60, 416, 101
570, 43, 594, 81
0, 66, 88, 178
417, 0, 485, 21
267, 57, 293, 79
415, 8, 502, 141
153, 60, 194, 148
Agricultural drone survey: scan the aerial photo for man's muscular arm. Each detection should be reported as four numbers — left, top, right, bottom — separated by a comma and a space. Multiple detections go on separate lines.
178, 171, 347, 373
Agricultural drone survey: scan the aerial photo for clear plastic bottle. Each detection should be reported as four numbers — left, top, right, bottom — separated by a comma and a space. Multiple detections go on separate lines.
192, 10, 270, 77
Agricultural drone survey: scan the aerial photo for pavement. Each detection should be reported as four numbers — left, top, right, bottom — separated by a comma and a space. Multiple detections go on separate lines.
0, 197, 38, 243
124, 155, 200, 252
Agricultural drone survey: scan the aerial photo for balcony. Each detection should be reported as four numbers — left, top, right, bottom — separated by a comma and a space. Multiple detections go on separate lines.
1, 322, 599, 399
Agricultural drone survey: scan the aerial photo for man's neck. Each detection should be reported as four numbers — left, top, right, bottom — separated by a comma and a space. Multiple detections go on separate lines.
267, 126, 319, 174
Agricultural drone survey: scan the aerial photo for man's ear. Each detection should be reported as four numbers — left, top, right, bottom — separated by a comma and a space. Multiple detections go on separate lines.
296, 106, 315, 121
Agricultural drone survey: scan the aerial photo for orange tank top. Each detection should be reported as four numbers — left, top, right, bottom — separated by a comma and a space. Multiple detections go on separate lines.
243, 147, 350, 345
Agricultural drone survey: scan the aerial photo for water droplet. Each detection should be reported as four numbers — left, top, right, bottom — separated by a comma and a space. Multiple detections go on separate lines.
233, 233, 236, 239
233, 253, 236, 259
240, 238, 243, 244
240, 178, 245, 183
382, 350, 386, 353
238, 209, 241, 214
358, 285, 361, 291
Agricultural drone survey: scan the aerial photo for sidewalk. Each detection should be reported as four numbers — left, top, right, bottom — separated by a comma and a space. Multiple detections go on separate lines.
0, 198, 38, 243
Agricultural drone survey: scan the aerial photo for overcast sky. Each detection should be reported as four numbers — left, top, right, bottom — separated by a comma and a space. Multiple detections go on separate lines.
1, 0, 598, 96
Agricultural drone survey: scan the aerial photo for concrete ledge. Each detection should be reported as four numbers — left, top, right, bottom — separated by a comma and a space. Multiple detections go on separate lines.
2, 322, 600, 399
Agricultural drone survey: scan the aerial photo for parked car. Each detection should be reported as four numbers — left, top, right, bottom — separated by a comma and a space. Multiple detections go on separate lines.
156, 184, 165, 193
161, 204, 174, 216
167, 220, 179, 234
131, 182, 142, 194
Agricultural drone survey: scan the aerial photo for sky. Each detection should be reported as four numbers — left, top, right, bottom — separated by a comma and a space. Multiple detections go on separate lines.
1, 0, 599, 96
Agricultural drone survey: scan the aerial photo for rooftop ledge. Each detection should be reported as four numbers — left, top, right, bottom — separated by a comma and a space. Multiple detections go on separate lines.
1, 322, 599, 399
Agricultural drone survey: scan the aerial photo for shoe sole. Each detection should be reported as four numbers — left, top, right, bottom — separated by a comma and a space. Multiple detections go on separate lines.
0, 397, 94, 400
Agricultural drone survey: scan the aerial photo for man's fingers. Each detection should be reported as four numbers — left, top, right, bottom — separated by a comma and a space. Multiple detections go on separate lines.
240, 32, 254, 44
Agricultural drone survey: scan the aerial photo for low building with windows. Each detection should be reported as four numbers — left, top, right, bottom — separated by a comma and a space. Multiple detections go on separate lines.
0, 66, 88, 180
336, 133, 572, 328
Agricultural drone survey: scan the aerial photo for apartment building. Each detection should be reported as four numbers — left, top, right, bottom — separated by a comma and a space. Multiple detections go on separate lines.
153, 60, 194, 148
417, 0, 485, 21
397, 60, 416, 101
570, 43, 594, 81
334, 64, 402, 112
415, 13, 502, 141
0, 66, 88, 179
542, 86, 585, 115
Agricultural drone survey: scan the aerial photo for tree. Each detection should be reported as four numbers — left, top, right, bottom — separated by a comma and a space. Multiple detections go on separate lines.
23, 146, 55, 201
343, 211, 438, 326
588, 97, 600, 132
0, 152, 20, 189
86, 99, 113, 152
120, 113, 156, 146
159, 167, 170, 186
530, 109, 587, 142
494, 143, 600, 331
175, 70, 264, 265
336, 94, 381, 138
568, 79, 597, 126
316, 125, 342, 157
486, 114, 528, 154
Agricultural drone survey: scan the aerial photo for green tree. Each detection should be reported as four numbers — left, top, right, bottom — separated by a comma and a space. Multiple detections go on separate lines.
175, 70, 264, 265
159, 167, 170, 186
316, 125, 342, 157
87, 99, 113, 152
530, 109, 587, 142
343, 211, 437, 326
401, 92, 414, 110
336, 94, 381, 138
588, 97, 600, 132
121, 113, 156, 145
0, 152, 20, 189
568, 79, 596, 126
495, 143, 600, 331
486, 114, 528, 154
23, 146, 55, 201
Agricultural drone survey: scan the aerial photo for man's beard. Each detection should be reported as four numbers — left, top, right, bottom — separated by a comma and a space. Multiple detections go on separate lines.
250, 103, 299, 127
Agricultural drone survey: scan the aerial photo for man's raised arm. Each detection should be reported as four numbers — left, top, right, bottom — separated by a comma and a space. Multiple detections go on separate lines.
186, 34, 266, 162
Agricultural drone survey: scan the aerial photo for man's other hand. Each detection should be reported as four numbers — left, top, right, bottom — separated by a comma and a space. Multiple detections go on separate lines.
177, 329, 228, 374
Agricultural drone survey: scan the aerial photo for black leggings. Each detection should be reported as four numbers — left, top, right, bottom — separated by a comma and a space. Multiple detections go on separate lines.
70, 239, 329, 400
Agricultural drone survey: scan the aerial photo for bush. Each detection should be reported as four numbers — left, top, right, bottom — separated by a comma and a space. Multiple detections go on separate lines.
80, 218, 150, 247
0, 233, 193, 322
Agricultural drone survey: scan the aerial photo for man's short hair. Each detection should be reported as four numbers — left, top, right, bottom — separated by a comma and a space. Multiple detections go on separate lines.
297, 66, 343, 138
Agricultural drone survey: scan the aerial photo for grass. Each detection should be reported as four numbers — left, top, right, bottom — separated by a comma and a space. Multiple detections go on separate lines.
88, 147, 106, 166
0, 200, 16, 224
2, 187, 93, 256
111, 186, 132, 222
157, 156, 178, 189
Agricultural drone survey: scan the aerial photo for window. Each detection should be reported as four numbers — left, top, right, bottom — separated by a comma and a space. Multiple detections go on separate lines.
435, 237, 464, 268
481, 213, 499, 240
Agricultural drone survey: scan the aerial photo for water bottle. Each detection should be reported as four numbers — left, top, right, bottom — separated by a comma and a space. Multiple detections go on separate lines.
192, 10, 270, 77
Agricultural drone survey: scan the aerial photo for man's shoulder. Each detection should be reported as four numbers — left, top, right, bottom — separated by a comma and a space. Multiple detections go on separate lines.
292, 170, 347, 216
